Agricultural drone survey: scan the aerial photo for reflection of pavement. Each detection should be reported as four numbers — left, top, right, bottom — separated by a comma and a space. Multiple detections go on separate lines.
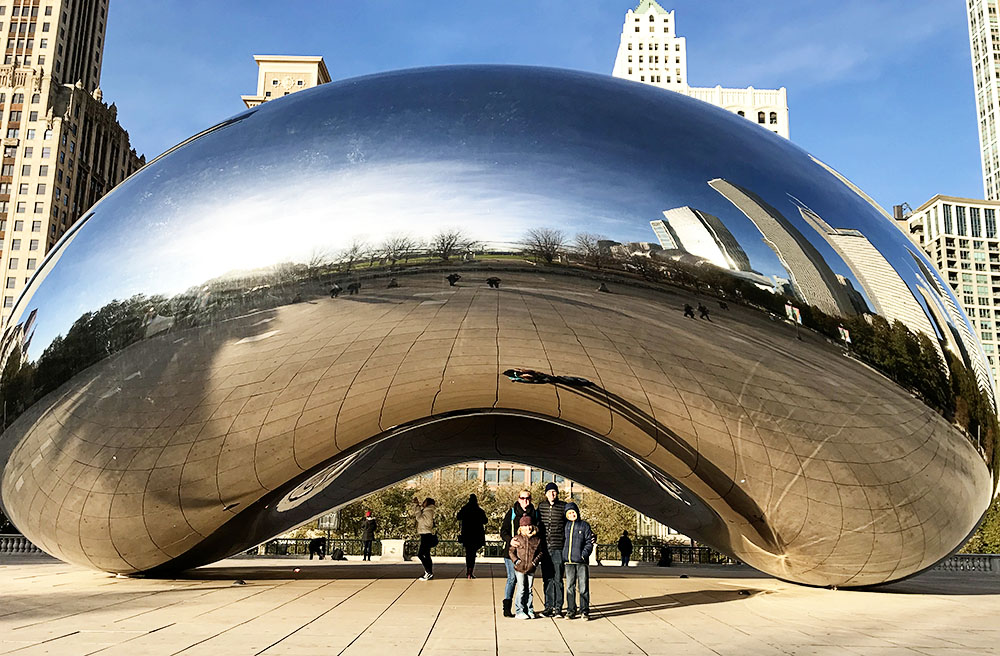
2, 559, 1000, 654
1, 271, 991, 586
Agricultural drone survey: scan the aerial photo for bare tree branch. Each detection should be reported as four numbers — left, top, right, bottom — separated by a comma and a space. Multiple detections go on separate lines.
429, 228, 478, 262
522, 228, 566, 264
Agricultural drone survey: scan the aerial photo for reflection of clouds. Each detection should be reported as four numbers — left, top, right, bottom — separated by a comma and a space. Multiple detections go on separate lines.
139, 160, 628, 296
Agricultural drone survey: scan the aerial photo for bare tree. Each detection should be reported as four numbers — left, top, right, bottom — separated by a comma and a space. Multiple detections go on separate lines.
337, 238, 368, 273
522, 227, 566, 264
380, 234, 418, 267
306, 247, 332, 278
429, 228, 478, 262
574, 232, 612, 270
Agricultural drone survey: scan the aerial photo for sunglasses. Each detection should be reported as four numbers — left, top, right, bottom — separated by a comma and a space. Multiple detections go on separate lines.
518, 496, 531, 500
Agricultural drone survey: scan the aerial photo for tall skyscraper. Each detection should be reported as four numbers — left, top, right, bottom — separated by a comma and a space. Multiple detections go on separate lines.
241, 55, 330, 108
612, 1, 789, 138
653, 207, 751, 270
967, 2, 1000, 199
0, 0, 144, 327
709, 178, 857, 317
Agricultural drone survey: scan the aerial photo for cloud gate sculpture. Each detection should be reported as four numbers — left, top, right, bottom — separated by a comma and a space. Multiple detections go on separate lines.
0, 66, 996, 587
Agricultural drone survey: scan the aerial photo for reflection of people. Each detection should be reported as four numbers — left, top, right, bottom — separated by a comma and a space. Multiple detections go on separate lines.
387, 277, 399, 288
446, 273, 462, 286
698, 303, 711, 321
562, 503, 595, 620
361, 511, 378, 561
413, 497, 436, 580
539, 482, 567, 617
500, 490, 539, 618
457, 494, 488, 579
509, 515, 543, 620
347, 281, 361, 295
683, 304, 695, 319
306, 528, 326, 560
486, 277, 502, 289
502, 368, 593, 386
617, 530, 633, 567
596, 282, 610, 293
330, 283, 342, 298
718, 300, 729, 310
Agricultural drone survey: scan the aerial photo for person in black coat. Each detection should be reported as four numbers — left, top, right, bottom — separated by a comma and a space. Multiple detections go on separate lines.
456, 494, 488, 578
617, 530, 633, 567
538, 482, 568, 617
361, 510, 378, 561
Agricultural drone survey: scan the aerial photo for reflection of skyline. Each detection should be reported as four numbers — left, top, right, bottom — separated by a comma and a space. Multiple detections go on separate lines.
652, 208, 752, 271
709, 178, 859, 317
795, 204, 943, 357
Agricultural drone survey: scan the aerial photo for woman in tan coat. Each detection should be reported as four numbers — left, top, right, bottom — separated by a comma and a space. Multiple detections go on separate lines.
413, 497, 436, 580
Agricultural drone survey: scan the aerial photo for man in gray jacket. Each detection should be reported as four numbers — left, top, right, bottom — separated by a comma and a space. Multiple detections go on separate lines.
538, 482, 567, 617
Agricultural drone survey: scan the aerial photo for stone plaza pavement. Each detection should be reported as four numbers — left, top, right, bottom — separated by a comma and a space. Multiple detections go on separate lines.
1, 557, 999, 655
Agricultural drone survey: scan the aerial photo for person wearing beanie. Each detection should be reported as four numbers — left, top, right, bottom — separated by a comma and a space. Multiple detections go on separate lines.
456, 493, 488, 578
509, 514, 543, 619
499, 490, 540, 617
361, 510, 378, 561
538, 481, 568, 617
561, 502, 595, 620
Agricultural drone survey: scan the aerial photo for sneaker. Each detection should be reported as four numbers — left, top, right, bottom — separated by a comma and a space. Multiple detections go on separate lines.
419, 572, 433, 581
566, 611, 577, 620
542, 609, 554, 618
527, 610, 536, 619
582, 613, 591, 621
514, 612, 529, 619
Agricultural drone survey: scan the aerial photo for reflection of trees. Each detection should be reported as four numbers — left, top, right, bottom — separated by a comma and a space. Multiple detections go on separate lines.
429, 228, 477, 262
523, 227, 566, 264
573, 233, 612, 270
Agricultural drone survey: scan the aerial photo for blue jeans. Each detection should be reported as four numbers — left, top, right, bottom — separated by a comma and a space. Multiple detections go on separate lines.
543, 548, 564, 612
514, 571, 535, 616
504, 558, 516, 600
565, 563, 589, 615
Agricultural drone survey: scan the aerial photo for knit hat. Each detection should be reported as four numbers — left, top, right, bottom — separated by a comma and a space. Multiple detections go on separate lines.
365, 510, 372, 517
519, 515, 534, 527
544, 482, 559, 493
564, 502, 580, 519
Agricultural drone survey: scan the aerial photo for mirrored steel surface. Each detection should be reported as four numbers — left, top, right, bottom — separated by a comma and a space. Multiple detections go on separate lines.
0, 66, 995, 586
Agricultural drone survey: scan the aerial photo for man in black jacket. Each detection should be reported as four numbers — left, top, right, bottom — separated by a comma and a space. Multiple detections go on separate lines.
538, 482, 567, 617
499, 489, 539, 618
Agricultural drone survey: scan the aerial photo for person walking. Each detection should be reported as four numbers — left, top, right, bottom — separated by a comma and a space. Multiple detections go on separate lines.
617, 530, 633, 568
562, 502, 595, 620
306, 527, 326, 560
413, 497, 436, 580
509, 515, 544, 619
538, 482, 568, 617
361, 510, 378, 561
500, 489, 539, 618
457, 494, 488, 579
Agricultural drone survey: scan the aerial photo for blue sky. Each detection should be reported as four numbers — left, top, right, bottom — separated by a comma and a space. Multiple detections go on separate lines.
100, 0, 977, 212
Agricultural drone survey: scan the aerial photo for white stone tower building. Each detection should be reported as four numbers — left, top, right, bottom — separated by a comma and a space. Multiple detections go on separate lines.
968, 0, 1000, 199
612, 0, 789, 139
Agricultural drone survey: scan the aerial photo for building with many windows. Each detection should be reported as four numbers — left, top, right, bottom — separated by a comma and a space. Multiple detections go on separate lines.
241, 55, 330, 109
612, 0, 789, 138
967, 0, 1000, 199
904, 195, 1000, 393
0, 0, 144, 326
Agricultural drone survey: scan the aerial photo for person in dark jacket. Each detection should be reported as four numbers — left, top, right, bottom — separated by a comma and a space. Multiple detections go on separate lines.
562, 502, 595, 620
509, 515, 544, 619
538, 482, 568, 617
361, 510, 378, 561
457, 494, 488, 579
499, 489, 539, 618
617, 530, 633, 568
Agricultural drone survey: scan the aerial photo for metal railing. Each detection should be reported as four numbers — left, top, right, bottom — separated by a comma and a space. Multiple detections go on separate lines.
934, 553, 1000, 574
248, 537, 382, 558
0, 533, 44, 555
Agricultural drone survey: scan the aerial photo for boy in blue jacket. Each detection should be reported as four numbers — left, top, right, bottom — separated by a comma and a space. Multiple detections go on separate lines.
561, 502, 595, 620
